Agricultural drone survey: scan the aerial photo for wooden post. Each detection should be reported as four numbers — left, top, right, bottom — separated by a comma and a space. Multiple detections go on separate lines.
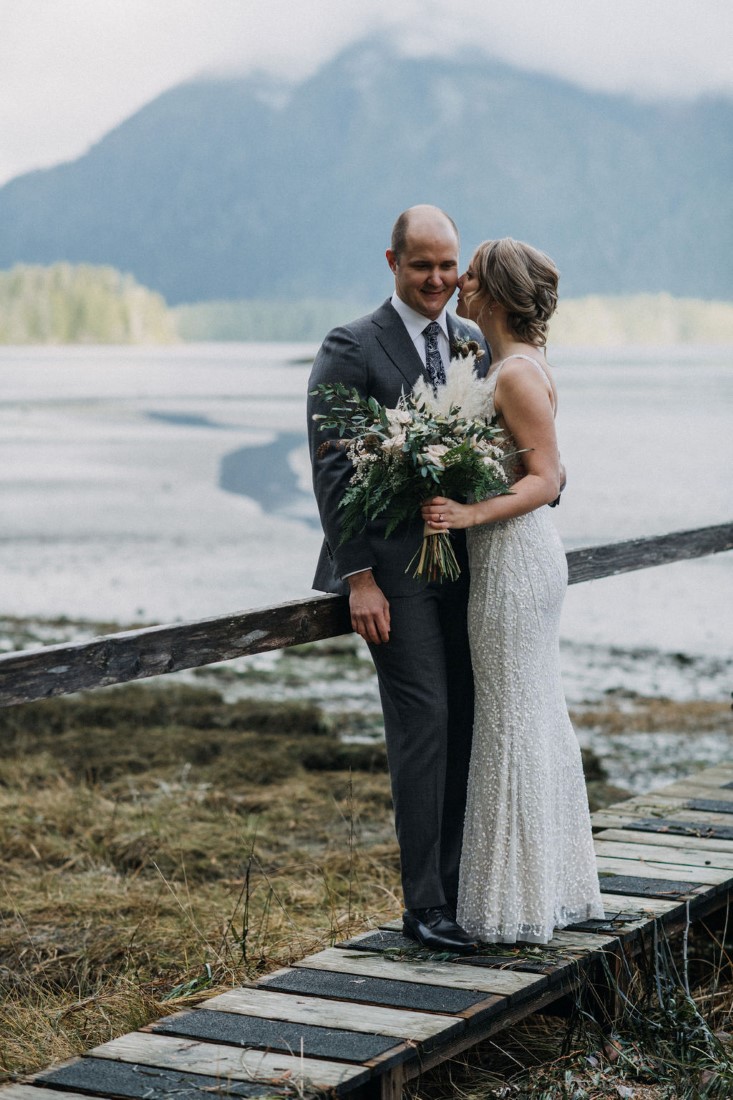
380, 1065, 405, 1100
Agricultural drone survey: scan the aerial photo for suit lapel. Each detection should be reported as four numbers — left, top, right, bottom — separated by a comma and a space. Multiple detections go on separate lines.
371, 300, 424, 391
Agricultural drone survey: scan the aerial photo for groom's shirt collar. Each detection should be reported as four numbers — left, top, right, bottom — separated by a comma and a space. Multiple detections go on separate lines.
390, 292, 450, 368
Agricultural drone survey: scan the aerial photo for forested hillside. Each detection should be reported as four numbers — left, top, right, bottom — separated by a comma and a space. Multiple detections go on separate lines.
0, 264, 176, 344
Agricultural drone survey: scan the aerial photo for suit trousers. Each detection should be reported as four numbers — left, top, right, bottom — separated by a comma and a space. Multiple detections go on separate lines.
368, 571, 475, 909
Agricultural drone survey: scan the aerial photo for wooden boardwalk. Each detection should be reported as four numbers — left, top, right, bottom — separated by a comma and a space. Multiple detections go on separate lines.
3, 762, 732, 1100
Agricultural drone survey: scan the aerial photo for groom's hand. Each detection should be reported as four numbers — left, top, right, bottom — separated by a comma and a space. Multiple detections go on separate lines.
348, 570, 391, 645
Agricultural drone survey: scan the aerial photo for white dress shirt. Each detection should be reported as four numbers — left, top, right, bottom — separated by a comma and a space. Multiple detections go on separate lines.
390, 292, 451, 374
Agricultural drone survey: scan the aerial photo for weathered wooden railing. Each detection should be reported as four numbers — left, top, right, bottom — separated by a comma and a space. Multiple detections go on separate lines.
0, 521, 731, 709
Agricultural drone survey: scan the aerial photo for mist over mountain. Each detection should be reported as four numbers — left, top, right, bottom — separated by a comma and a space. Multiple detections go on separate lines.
0, 40, 730, 304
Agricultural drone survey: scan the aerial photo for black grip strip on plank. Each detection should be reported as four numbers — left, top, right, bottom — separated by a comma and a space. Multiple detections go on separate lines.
598, 874, 700, 898
686, 798, 733, 815
36, 1057, 278, 1098
259, 967, 496, 1016
621, 818, 733, 842
152, 1008, 406, 1065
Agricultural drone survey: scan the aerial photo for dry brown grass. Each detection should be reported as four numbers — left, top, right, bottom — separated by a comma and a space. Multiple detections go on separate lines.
570, 697, 730, 736
0, 683, 399, 1079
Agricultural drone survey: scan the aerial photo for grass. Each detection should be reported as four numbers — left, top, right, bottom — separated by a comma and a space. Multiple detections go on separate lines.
0, 683, 397, 1080
0, 676, 731, 1097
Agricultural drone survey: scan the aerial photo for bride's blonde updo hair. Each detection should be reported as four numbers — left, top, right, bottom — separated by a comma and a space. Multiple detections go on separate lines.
473, 238, 559, 346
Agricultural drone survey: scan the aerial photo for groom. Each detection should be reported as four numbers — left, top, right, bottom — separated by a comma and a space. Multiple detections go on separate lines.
307, 205, 488, 954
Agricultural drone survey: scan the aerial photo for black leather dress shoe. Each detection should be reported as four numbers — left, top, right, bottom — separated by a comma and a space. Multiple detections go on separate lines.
403, 906, 478, 954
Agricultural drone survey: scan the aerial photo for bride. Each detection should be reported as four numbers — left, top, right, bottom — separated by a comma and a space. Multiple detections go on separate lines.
422, 238, 604, 943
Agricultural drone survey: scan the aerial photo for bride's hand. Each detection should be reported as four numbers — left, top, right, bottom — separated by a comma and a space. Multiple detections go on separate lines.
421, 496, 472, 530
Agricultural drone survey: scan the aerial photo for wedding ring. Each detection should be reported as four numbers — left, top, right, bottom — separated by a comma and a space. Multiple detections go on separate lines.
439, 513, 444, 522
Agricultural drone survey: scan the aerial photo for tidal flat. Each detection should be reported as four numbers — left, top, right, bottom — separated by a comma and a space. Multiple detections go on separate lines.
1, 619, 731, 1095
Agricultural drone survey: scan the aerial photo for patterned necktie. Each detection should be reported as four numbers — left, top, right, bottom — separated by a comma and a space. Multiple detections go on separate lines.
422, 321, 446, 390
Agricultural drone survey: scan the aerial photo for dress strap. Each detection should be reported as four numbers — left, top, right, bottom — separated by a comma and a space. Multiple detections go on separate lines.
491, 354, 556, 413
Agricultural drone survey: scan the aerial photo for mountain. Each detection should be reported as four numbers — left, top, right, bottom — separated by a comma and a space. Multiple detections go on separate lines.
0, 40, 731, 304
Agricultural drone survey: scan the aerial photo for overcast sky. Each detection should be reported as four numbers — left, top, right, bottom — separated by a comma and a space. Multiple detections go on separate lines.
1, 0, 731, 186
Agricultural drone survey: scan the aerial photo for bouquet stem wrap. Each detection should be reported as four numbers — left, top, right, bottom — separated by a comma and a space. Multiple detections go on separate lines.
408, 523, 460, 583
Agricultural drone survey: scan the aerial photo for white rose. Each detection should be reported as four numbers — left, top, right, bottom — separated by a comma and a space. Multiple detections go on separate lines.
386, 408, 411, 427
423, 443, 449, 468
382, 432, 406, 451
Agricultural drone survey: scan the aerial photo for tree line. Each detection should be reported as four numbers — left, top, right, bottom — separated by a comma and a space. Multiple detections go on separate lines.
0, 263, 177, 344
2, 263, 732, 345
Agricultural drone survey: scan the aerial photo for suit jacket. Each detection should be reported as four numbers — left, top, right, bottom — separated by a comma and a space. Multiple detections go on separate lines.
307, 299, 490, 597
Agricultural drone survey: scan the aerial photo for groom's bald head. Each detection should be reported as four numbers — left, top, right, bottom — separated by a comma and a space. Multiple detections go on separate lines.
390, 205, 459, 261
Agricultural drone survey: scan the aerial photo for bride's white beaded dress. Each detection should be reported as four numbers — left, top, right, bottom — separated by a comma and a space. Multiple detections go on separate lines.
458, 355, 604, 944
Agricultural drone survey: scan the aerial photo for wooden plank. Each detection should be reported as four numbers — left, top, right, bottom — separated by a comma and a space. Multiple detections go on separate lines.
89, 1031, 369, 1093
592, 888, 729, 933
294, 947, 549, 1001
659, 782, 733, 802
657, 780, 733, 801
603, 796, 733, 822
34, 1057, 276, 1098
622, 792, 733, 815
203, 987, 462, 1044
338, 930, 565, 974
622, 818, 733, 842
259, 966, 500, 1016
545, 929, 620, 951
566, 911, 662, 939
591, 805, 670, 825
687, 798, 733, 815
0, 1089, 118, 1100
595, 855, 730, 886
597, 874, 701, 898
566, 914, 652, 934
151, 1007, 408, 1066
596, 827, 733, 857
592, 810, 733, 835
0, 521, 730, 707
599, 892, 681, 916
594, 837, 733, 870
591, 893, 696, 945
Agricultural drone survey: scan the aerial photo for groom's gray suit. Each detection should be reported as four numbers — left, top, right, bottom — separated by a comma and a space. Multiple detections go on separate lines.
308, 299, 489, 909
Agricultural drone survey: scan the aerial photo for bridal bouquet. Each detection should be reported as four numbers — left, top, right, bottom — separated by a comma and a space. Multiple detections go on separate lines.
311, 353, 512, 582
